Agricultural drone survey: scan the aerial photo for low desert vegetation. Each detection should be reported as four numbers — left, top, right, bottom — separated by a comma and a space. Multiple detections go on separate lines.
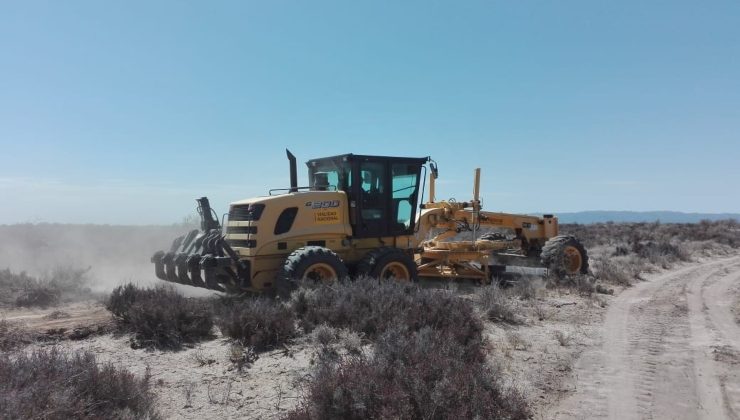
477, 282, 523, 324
0, 266, 95, 308
107, 283, 215, 350
286, 279, 530, 419
563, 219, 740, 250
289, 325, 529, 420
0, 347, 159, 419
290, 278, 484, 350
562, 220, 740, 286
106, 285, 299, 354
0, 319, 33, 352
214, 297, 295, 351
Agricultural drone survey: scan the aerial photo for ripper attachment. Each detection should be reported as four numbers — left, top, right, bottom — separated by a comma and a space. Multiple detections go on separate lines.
151, 197, 250, 292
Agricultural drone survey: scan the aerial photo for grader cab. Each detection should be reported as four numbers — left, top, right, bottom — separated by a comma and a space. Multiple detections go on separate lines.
152, 150, 588, 295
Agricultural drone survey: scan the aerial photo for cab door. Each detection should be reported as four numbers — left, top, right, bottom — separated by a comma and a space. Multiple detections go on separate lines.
353, 159, 388, 238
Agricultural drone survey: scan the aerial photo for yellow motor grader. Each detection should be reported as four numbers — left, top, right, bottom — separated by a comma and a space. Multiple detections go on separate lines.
152, 150, 588, 295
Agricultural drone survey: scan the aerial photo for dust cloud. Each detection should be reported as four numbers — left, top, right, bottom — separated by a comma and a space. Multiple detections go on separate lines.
0, 224, 214, 296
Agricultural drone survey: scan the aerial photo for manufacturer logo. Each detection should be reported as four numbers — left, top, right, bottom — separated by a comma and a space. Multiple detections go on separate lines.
305, 200, 340, 209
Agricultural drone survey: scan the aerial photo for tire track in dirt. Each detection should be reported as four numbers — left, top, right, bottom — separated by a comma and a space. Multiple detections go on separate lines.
551, 256, 740, 420
696, 265, 740, 419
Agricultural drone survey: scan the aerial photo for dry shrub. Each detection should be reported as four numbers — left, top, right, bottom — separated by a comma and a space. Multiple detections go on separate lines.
311, 325, 364, 367
554, 330, 572, 347
561, 221, 719, 286
511, 276, 539, 300
214, 298, 295, 351
477, 282, 522, 324
0, 267, 94, 308
311, 324, 338, 347
228, 344, 258, 372
290, 278, 483, 353
107, 284, 214, 350
0, 320, 33, 352
562, 220, 740, 252
287, 325, 529, 420
0, 347, 159, 419
287, 280, 529, 419
44, 310, 71, 320
14, 284, 60, 308
573, 275, 595, 296
506, 331, 530, 351
632, 241, 690, 268
591, 258, 634, 286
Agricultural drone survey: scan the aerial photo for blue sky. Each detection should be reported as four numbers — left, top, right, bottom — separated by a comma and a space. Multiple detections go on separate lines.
1, 1, 738, 224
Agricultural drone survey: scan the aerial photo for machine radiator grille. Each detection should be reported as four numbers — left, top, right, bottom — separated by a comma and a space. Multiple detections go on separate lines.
228, 204, 265, 221
226, 226, 257, 234
226, 239, 257, 248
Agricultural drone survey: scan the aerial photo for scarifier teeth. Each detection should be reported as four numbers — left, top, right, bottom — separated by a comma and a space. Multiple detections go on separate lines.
169, 236, 184, 253
153, 226, 239, 292
175, 253, 192, 285
201, 255, 225, 292
187, 254, 206, 288
162, 252, 179, 283
180, 229, 199, 253
152, 250, 167, 280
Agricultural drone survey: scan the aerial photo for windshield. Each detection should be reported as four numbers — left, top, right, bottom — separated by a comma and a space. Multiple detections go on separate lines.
308, 160, 351, 192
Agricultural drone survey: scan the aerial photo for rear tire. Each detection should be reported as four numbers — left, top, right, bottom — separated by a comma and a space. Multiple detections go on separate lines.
541, 235, 589, 277
275, 246, 348, 299
356, 247, 418, 282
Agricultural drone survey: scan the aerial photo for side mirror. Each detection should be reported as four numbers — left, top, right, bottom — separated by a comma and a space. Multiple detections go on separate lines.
430, 162, 439, 179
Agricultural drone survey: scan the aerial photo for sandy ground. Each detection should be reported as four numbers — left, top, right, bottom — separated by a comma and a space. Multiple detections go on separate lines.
484, 287, 612, 418
3, 255, 740, 419
550, 255, 740, 419
17, 332, 317, 419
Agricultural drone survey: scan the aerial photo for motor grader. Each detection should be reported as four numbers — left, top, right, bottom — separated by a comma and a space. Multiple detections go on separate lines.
152, 150, 588, 295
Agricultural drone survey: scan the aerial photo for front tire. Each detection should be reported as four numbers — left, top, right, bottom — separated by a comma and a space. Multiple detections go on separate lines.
356, 247, 418, 282
541, 235, 589, 277
275, 246, 348, 298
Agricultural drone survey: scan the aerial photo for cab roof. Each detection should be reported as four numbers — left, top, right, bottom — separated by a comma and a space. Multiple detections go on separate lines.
306, 153, 429, 167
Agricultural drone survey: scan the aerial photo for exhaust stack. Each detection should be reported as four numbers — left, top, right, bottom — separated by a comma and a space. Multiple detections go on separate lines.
286, 149, 298, 192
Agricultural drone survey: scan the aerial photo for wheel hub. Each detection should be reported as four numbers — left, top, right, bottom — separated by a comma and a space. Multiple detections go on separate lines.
302, 263, 338, 283
380, 262, 411, 281
563, 246, 583, 274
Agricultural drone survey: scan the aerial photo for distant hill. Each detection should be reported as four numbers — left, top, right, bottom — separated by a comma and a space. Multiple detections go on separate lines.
550, 211, 740, 224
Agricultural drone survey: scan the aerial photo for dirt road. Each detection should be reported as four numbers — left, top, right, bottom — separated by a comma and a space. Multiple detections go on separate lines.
552, 256, 740, 419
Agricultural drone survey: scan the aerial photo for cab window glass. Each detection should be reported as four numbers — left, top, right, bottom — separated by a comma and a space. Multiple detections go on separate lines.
392, 164, 419, 228
359, 162, 385, 220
